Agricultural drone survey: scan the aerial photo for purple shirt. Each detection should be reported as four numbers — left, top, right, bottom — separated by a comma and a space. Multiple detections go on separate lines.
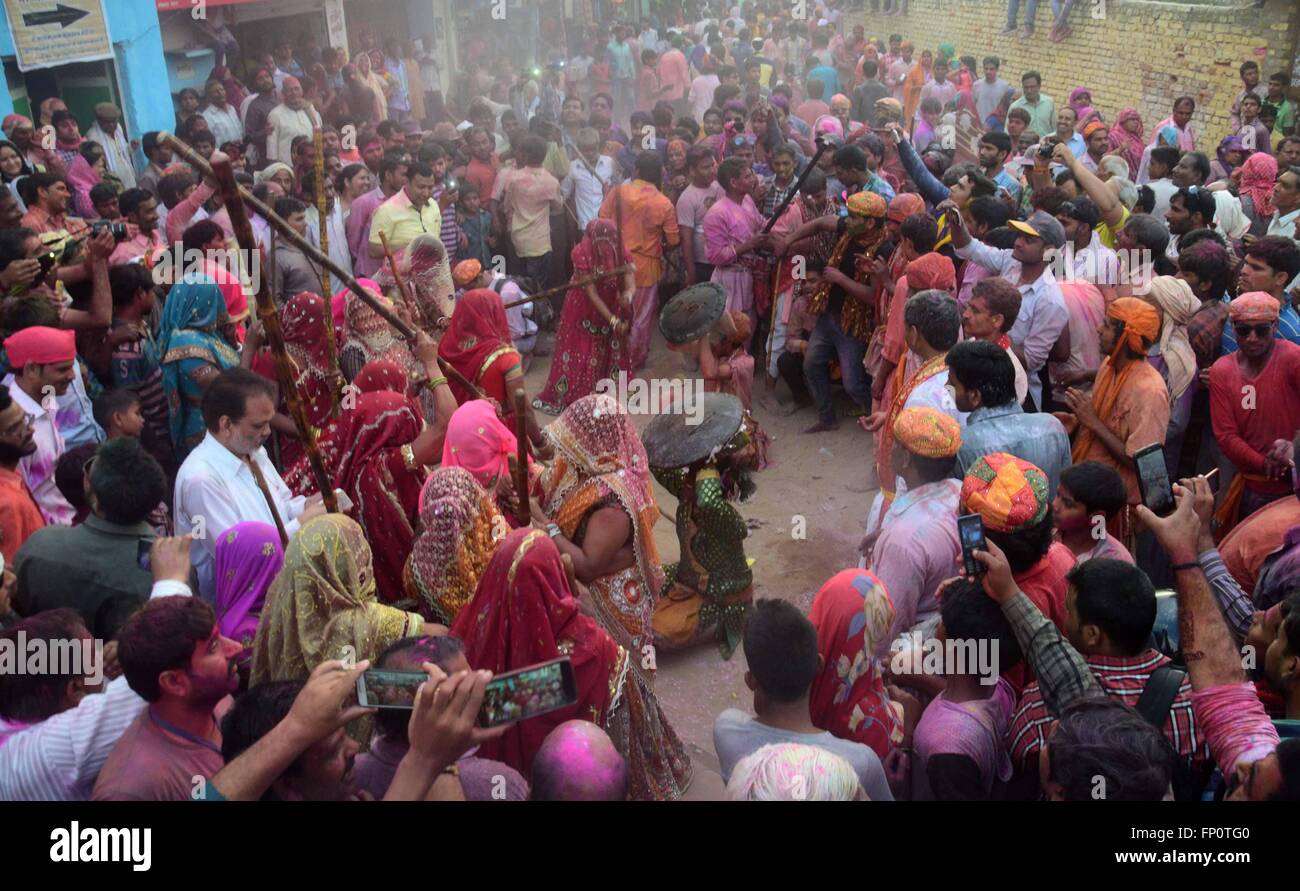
911, 678, 1015, 801
702, 194, 764, 269
352, 734, 529, 800
346, 187, 387, 278
869, 478, 962, 655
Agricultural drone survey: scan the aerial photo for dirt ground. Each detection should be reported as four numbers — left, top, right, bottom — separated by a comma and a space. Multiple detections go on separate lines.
524, 325, 880, 800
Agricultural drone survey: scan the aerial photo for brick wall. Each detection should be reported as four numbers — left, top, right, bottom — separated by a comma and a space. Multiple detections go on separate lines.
845, 0, 1299, 149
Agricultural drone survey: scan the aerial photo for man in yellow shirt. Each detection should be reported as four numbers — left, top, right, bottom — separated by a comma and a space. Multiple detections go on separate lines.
368, 160, 443, 261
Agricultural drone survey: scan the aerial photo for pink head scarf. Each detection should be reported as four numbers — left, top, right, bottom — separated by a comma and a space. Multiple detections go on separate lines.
438, 399, 523, 495
1238, 152, 1277, 219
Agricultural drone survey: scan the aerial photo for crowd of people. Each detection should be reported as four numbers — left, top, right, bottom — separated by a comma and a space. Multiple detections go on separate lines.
0, 0, 1298, 803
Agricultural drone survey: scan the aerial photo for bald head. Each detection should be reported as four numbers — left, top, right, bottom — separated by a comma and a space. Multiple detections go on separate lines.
530, 720, 628, 801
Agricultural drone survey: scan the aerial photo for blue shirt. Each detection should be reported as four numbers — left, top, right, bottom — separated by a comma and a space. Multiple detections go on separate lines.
954, 402, 1073, 498
607, 41, 635, 80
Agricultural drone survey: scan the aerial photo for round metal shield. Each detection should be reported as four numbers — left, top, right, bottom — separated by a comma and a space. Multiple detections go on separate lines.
642, 392, 744, 469
658, 281, 726, 345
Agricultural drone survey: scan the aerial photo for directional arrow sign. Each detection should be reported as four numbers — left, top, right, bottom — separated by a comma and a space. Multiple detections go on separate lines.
4, 0, 112, 72
22, 4, 90, 28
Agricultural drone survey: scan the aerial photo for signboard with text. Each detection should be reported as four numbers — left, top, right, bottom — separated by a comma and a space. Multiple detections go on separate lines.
4, 0, 113, 72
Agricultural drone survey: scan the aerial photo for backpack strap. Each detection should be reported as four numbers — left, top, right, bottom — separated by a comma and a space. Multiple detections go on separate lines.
1135, 664, 1187, 731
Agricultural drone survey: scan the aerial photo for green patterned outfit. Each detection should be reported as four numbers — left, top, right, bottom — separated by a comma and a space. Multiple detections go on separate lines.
650, 465, 753, 659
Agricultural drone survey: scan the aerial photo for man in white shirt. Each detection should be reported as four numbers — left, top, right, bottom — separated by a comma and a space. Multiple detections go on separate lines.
0, 537, 194, 800
174, 368, 329, 601
947, 206, 1069, 411
1055, 197, 1119, 301
1145, 146, 1181, 222
200, 78, 244, 149
1267, 165, 1300, 294
561, 128, 615, 231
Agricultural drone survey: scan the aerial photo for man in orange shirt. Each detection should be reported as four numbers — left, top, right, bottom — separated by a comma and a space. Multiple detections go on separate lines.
1057, 298, 1169, 544
599, 151, 682, 370
0, 386, 45, 565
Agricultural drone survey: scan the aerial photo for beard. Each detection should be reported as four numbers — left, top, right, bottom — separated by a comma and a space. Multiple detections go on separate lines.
0, 440, 33, 463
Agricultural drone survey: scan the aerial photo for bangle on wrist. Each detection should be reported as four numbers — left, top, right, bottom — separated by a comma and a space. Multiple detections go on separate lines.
424, 376, 448, 391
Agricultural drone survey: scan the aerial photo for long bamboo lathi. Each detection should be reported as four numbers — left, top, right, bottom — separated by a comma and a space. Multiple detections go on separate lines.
203, 152, 338, 515
312, 129, 340, 412
511, 389, 531, 527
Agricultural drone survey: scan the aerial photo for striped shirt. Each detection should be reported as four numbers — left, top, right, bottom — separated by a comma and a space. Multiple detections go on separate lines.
0, 580, 193, 800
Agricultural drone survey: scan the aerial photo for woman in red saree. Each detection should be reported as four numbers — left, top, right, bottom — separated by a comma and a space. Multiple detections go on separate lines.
439, 287, 545, 447
353, 359, 409, 395
535, 220, 636, 415
339, 282, 422, 385
252, 291, 340, 469
808, 569, 906, 760
539, 393, 665, 655
452, 527, 692, 800
285, 390, 435, 604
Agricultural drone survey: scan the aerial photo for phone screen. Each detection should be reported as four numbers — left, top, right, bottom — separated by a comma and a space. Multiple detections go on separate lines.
137, 539, 152, 573
1136, 447, 1174, 516
958, 513, 986, 576
478, 657, 575, 728
357, 669, 426, 709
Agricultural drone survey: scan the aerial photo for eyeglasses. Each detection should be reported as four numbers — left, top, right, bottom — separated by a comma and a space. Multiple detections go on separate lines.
1234, 323, 1274, 339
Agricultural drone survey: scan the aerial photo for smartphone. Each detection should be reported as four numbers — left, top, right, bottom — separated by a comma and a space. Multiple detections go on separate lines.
357, 669, 426, 709
36, 251, 57, 278
957, 513, 986, 576
478, 657, 576, 728
136, 538, 152, 573
1135, 443, 1174, 516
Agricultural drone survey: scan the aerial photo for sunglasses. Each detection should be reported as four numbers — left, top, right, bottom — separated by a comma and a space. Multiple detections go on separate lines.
1234, 323, 1273, 339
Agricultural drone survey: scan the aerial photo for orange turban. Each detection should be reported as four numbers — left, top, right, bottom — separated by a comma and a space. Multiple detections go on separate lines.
903, 252, 956, 293
893, 407, 961, 459
452, 259, 483, 288
4, 326, 75, 368
960, 453, 1051, 533
846, 190, 887, 218
887, 192, 926, 224
1106, 297, 1160, 353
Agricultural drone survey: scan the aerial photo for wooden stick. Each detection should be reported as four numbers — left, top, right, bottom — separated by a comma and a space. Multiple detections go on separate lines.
205, 153, 338, 515
501, 265, 634, 310
312, 129, 340, 413
161, 134, 486, 402
313, 130, 330, 297
511, 389, 531, 527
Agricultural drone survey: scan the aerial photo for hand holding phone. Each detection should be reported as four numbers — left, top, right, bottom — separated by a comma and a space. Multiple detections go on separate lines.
957, 513, 986, 576
1134, 443, 1174, 517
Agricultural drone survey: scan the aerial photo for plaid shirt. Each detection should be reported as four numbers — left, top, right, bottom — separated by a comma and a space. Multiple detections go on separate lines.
1186, 298, 1229, 370
1007, 648, 1210, 770
759, 175, 798, 218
